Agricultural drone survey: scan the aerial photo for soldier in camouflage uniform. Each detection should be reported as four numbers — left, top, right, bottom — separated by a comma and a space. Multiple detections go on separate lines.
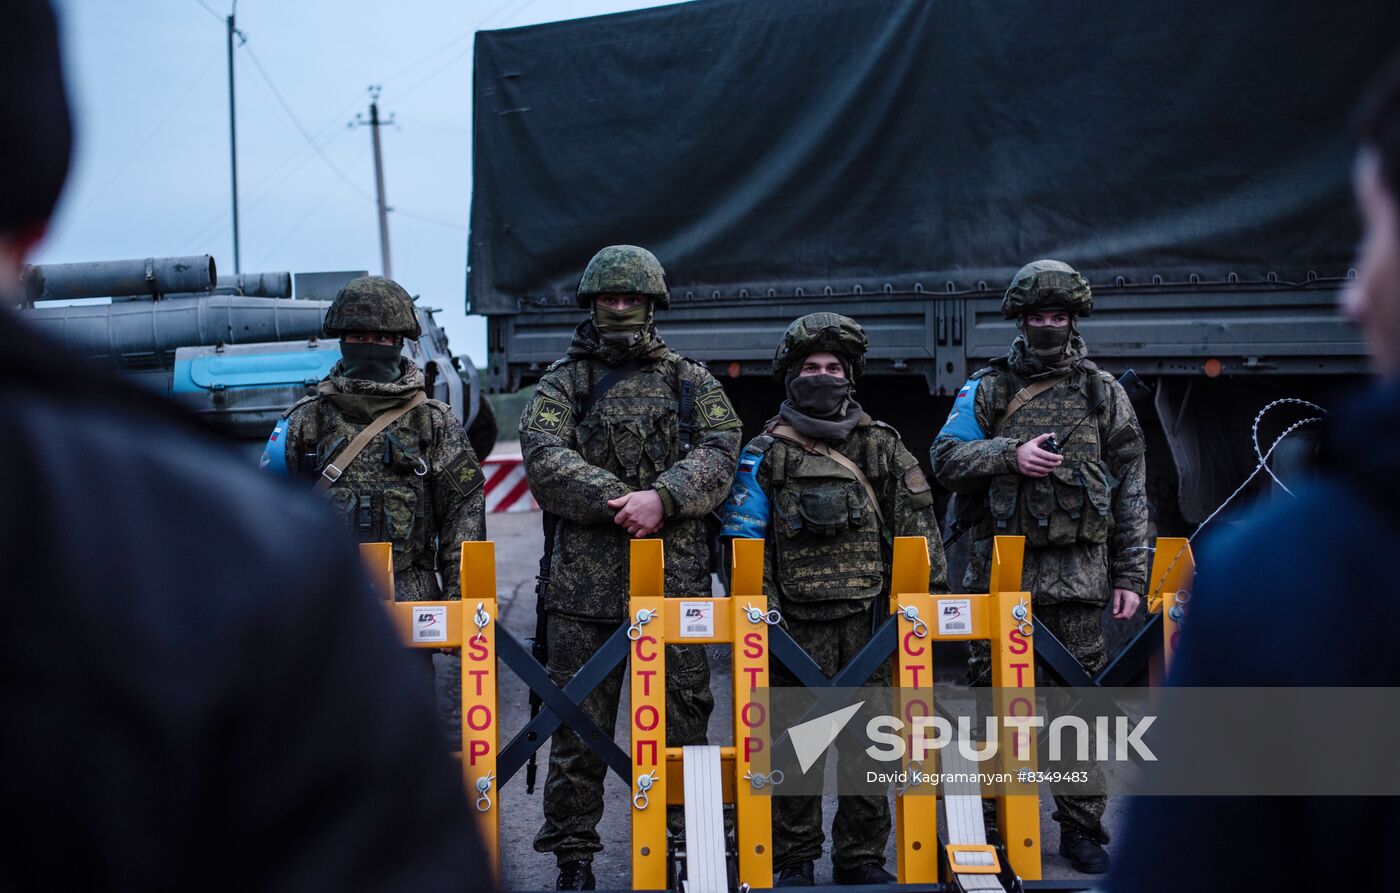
520, 245, 741, 890
261, 276, 486, 720
930, 260, 1148, 875
721, 313, 948, 887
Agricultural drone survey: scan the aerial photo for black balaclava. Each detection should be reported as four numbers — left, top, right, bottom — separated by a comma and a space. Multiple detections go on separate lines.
778, 356, 863, 440
340, 340, 404, 383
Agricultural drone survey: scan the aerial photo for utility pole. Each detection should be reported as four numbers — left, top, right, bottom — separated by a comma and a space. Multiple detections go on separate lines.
352, 85, 395, 279
225, 4, 245, 273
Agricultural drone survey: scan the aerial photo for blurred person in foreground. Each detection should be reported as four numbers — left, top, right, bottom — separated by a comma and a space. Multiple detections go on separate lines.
1110, 55, 1400, 892
0, 2, 487, 889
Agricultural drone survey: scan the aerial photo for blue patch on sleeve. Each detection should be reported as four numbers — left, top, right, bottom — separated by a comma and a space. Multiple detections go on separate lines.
937, 378, 986, 442
260, 418, 290, 474
720, 448, 770, 538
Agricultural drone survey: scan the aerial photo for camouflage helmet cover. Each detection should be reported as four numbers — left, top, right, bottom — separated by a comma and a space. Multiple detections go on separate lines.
1001, 259, 1093, 319
575, 244, 670, 309
324, 275, 421, 340
772, 312, 869, 380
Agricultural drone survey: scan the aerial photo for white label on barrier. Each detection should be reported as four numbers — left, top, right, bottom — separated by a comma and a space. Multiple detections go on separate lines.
679, 601, 715, 639
938, 599, 971, 636
412, 605, 447, 643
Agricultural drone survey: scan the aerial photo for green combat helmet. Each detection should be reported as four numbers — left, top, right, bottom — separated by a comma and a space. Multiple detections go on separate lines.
772, 312, 869, 380
575, 244, 670, 309
324, 275, 422, 340
1001, 259, 1093, 319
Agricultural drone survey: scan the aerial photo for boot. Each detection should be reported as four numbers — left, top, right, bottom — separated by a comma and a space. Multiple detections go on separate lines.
775, 860, 815, 887
556, 860, 596, 890
833, 863, 896, 884
1059, 829, 1110, 875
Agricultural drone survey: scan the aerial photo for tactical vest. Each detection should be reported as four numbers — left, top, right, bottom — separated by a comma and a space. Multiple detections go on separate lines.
297, 398, 439, 574
573, 360, 687, 487
986, 370, 1114, 548
764, 422, 888, 605
546, 356, 715, 621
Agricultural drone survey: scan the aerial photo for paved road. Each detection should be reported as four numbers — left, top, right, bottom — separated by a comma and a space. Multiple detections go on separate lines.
470, 510, 1122, 890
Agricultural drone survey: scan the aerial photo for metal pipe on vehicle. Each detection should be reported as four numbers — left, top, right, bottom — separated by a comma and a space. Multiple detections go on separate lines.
19, 295, 329, 367
23, 256, 218, 302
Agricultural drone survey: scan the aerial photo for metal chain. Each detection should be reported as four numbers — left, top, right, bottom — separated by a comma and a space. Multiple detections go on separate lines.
1011, 598, 1033, 638
743, 603, 782, 625
744, 769, 785, 789
475, 770, 495, 812
633, 770, 658, 809
473, 602, 490, 643
627, 608, 656, 641
897, 604, 929, 638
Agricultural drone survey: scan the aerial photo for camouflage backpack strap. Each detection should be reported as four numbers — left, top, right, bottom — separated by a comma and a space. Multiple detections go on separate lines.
315, 391, 427, 491
993, 372, 1070, 436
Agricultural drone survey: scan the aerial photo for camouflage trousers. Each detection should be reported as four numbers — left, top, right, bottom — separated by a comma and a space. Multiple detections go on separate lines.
968, 600, 1108, 837
534, 614, 714, 865
770, 608, 892, 872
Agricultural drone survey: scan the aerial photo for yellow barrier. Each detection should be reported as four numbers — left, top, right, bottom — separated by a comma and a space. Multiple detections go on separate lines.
628, 534, 1039, 888
627, 537, 774, 890
358, 541, 502, 877
1146, 536, 1195, 674
889, 534, 1040, 883
361, 535, 1042, 887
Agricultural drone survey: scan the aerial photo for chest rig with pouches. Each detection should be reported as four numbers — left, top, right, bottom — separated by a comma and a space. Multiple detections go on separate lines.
300, 393, 437, 572
987, 367, 1114, 548
764, 419, 889, 605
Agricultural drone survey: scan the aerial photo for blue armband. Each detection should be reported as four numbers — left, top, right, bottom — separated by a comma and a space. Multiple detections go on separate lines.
259, 418, 290, 474
720, 448, 770, 538
937, 378, 986, 442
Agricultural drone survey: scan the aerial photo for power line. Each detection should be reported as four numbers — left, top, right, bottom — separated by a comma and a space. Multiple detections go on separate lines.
393, 207, 468, 231
50, 56, 220, 245
254, 143, 374, 268
241, 42, 375, 203
487, 0, 543, 29
394, 113, 471, 135
394, 45, 471, 104
192, 0, 223, 24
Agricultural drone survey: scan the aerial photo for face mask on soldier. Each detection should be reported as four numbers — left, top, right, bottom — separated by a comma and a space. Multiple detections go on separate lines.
786, 372, 855, 418
1023, 322, 1072, 359
339, 341, 403, 383
592, 301, 652, 346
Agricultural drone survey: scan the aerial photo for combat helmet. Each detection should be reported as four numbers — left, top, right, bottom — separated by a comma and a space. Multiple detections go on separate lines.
772, 312, 869, 380
1001, 259, 1093, 319
575, 245, 670, 309
324, 275, 421, 340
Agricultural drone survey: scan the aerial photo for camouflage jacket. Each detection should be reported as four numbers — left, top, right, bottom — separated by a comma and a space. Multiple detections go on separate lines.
931, 338, 1148, 604
520, 324, 741, 622
263, 360, 486, 600
722, 415, 949, 620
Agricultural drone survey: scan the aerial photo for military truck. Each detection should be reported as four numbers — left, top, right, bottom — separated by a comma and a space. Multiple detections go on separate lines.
17, 255, 497, 461
468, 0, 1400, 533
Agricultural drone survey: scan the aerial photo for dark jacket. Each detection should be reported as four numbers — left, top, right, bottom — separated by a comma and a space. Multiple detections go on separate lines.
1110, 381, 1400, 892
0, 312, 486, 891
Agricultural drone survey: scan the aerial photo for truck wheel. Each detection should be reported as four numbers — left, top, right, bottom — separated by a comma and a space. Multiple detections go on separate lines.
468, 392, 498, 462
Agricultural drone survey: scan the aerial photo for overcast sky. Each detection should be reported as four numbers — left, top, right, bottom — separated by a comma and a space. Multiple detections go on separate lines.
41, 0, 686, 367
